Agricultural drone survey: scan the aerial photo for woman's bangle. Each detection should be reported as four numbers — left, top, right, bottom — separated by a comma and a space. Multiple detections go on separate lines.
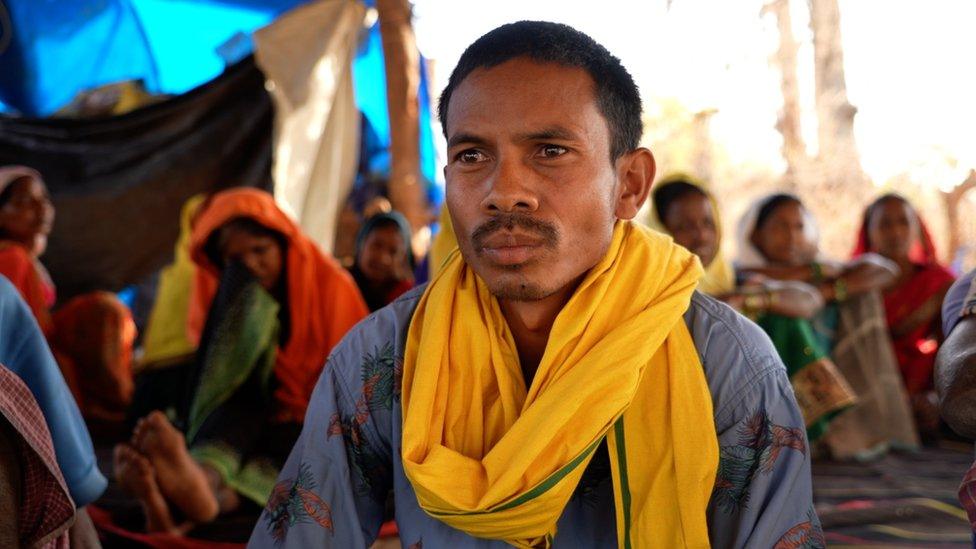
833, 278, 849, 302
810, 262, 824, 283
743, 291, 771, 317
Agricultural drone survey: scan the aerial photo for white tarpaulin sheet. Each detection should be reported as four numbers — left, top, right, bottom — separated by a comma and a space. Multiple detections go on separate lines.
254, 0, 366, 252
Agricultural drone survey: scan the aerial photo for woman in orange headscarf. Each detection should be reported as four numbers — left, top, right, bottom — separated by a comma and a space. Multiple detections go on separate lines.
0, 165, 135, 426
114, 188, 368, 534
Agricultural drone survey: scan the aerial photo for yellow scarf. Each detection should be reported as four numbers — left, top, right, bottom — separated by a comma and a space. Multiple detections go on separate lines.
428, 203, 458, 280
402, 221, 718, 548
140, 194, 207, 370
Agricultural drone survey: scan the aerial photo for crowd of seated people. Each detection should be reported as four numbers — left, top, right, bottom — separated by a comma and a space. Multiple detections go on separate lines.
652, 175, 962, 461
0, 166, 135, 429
2, 158, 973, 542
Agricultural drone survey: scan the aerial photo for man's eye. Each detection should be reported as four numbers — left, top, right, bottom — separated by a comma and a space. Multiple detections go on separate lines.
538, 145, 568, 158
456, 150, 487, 163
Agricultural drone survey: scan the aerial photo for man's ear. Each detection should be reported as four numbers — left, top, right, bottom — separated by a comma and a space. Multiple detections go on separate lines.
614, 148, 656, 220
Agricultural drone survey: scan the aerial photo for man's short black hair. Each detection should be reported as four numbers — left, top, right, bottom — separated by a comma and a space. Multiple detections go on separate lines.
437, 20, 643, 161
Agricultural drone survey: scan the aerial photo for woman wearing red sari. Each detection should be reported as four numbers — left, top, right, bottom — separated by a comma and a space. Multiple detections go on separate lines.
854, 194, 955, 432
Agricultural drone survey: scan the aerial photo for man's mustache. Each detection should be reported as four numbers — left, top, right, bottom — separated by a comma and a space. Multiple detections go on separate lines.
471, 213, 559, 250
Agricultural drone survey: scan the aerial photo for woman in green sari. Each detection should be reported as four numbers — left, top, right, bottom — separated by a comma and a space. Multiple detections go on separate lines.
735, 193, 919, 460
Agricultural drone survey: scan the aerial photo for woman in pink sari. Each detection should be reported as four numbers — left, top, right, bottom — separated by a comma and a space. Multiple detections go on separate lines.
853, 194, 955, 432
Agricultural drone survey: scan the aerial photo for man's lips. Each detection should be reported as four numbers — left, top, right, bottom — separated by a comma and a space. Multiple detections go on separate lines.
479, 232, 545, 265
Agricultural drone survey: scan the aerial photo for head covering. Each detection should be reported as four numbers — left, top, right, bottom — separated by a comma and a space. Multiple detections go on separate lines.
650, 173, 735, 295
735, 192, 821, 268
0, 166, 42, 198
140, 194, 208, 370
851, 194, 940, 265
351, 211, 416, 312
355, 211, 415, 269
0, 276, 107, 507
188, 188, 368, 422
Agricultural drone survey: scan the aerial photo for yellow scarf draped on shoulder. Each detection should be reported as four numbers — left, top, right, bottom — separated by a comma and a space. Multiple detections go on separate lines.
402, 220, 718, 548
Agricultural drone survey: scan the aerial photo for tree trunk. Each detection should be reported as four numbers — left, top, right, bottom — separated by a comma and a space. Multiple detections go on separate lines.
762, 0, 807, 189
377, 0, 427, 239
691, 109, 717, 184
807, 0, 869, 255
810, 0, 863, 178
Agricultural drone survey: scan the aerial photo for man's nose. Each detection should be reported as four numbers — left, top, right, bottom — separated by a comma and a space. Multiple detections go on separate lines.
480, 155, 539, 214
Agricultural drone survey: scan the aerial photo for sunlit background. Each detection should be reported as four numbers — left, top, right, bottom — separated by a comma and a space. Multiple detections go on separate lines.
412, 0, 976, 266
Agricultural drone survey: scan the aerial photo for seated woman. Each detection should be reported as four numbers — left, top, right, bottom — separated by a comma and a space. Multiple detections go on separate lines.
854, 194, 955, 434
113, 188, 369, 534
349, 211, 415, 312
0, 165, 135, 426
736, 192, 919, 459
652, 176, 854, 441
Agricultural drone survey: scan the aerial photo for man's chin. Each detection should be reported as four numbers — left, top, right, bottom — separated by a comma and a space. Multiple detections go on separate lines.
487, 281, 552, 302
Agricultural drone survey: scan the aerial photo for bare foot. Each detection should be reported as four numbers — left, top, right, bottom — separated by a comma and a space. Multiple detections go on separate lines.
113, 444, 182, 533
131, 412, 219, 523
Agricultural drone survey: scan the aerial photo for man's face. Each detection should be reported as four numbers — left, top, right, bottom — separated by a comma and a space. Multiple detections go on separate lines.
444, 59, 623, 301
662, 193, 718, 268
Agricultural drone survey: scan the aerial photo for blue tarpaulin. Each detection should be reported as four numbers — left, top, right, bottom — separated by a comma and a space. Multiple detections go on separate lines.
0, 0, 302, 116
0, 0, 440, 197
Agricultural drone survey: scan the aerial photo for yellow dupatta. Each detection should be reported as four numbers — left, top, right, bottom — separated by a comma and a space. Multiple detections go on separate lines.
402, 221, 718, 548
140, 194, 207, 370
428, 203, 458, 280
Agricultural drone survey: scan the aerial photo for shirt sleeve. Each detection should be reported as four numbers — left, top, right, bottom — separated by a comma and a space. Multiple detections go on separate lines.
943, 270, 976, 337
0, 276, 106, 506
248, 342, 392, 548
707, 367, 824, 548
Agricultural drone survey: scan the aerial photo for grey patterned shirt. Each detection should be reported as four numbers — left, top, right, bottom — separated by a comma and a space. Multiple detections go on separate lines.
248, 286, 822, 548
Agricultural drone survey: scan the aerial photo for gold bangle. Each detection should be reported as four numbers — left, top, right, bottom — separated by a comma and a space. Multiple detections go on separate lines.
833, 279, 848, 302
744, 293, 767, 315
811, 262, 824, 283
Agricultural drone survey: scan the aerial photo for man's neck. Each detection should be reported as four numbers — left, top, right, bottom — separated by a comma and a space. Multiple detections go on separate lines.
498, 279, 580, 387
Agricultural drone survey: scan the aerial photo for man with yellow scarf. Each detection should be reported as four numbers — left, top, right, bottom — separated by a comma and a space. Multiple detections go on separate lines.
249, 21, 819, 549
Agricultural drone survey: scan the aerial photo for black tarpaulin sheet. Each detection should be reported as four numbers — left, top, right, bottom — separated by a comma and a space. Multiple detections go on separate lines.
0, 57, 273, 300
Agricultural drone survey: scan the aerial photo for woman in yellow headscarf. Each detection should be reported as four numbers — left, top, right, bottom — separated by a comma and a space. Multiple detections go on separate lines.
649, 174, 734, 295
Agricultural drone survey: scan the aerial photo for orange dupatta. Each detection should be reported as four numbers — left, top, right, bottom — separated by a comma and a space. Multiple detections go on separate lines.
188, 189, 368, 422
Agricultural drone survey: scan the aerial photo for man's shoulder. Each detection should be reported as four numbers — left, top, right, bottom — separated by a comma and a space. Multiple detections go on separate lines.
325, 284, 424, 376
683, 291, 790, 430
943, 269, 975, 337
